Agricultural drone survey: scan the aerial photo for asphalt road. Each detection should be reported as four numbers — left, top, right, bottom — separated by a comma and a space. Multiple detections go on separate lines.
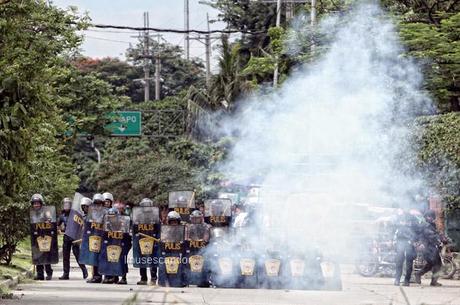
3, 261, 460, 305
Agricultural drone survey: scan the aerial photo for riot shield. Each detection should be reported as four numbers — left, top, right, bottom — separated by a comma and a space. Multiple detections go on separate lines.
217, 192, 239, 205
79, 205, 105, 266
204, 199, 232, 227
64, 192, 84, 241
159, 225, 186, 287
207, 227, 237, 288
99, 214, 131, 276
168, 191, 195, 223
30, 206, 59, 265
132, 206, 160, 268
186, 224, 209, 286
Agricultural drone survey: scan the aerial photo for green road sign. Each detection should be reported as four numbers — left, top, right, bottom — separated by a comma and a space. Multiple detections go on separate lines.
106, 111, 142, 136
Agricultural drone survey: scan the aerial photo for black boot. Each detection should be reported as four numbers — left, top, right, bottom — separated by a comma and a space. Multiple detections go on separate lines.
87, 276, 102, 283
82, 268, 88, 279
59, 274, 69, 280
45, 271, 53, 281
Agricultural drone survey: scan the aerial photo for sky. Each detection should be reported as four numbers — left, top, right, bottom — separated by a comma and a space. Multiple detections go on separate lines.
52, 0, 225, 69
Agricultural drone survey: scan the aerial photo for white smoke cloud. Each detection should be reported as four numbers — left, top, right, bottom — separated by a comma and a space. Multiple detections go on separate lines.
216, 1, 434, 260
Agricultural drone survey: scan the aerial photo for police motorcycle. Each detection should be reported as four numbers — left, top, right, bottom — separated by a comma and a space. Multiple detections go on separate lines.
185, 210, 210, 287
132, 198, 160, 285
98, 208, 131, 278
158, 211, 186, 287
204, 199, 237, 288
168, 190, 195, 223
80, 194, 106, 283
30, 196, 59, 276
64, 193, 86, 241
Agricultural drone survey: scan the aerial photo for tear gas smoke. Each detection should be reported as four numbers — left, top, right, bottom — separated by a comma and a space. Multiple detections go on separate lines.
216, 1, 434, 262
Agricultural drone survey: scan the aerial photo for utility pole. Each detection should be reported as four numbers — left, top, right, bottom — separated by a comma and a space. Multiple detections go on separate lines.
154, 34, 162, 100
205, 13, 211, 87
273, 0, 282, 87
143, 12, 150, 102
184, 0, 190, 60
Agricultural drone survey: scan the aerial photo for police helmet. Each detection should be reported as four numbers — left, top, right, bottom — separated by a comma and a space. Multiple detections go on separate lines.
30, 194, 44, 204
167, 211, 181, 222
80, 197, 92, 207
139, 198, 154, 207
107, 207, 119, 215
190, 210, 203, 224
102, 192, 114, 202
92, 193, 104, 204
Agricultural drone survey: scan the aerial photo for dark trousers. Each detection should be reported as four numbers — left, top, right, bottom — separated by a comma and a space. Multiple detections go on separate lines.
36, 264, 52, 277
418, 248, 442, 282
93, 266, 101, 279
63, 235, 87, 276
395, 240, 416, 283
140, 266, 157, 281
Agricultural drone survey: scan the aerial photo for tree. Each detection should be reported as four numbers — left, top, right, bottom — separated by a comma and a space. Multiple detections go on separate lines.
380, 0, 460, 111
73, 57, 144, 102
0, 0, 84, 263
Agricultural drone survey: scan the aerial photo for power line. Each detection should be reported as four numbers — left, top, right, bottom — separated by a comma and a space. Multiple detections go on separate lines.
85, 35, 132, 44
82, 22, 267, 35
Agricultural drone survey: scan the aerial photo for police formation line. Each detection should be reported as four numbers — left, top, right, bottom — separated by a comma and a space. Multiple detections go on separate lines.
29, 191, 342, 289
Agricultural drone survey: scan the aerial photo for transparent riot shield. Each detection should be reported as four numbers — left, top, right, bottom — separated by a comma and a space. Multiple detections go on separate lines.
161, 225, 185, 242
168, 191, 195, 222
103, 214, 130, 232
132, 206, 160, 268
159, 225, 186, 285
30, 206, 59, 265
132, 206, 160, 225
217, 192, 239, 205
99, 214, 131, 276
186, 223, 209, 285
64, 192, 85, 240
187, 224, 208, 241
168, 191, 195, 208
204, 199, 232, 227
79, 205, 105, 266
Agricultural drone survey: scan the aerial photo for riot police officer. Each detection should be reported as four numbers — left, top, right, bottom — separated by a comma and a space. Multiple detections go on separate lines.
58, 197, 88, 280
185, 210, 210, 287
158, 211, 186, 287
30, 194, 55, 281
85, 193, 105, 284
415, 210, 445, 286
103, 192, 114, 209
134, 198, 160, 286
394, 209, 417, 286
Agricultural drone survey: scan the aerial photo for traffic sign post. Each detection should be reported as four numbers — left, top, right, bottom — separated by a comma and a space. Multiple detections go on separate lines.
105, 111, 142, 136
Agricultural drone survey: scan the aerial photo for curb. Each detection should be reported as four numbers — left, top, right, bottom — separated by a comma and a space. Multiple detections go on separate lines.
0, 265, 34, 291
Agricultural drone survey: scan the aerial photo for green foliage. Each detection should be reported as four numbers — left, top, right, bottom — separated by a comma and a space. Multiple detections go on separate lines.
399, 13, 460, 112
0, 0, 83, 263
412, 113, 460, 209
